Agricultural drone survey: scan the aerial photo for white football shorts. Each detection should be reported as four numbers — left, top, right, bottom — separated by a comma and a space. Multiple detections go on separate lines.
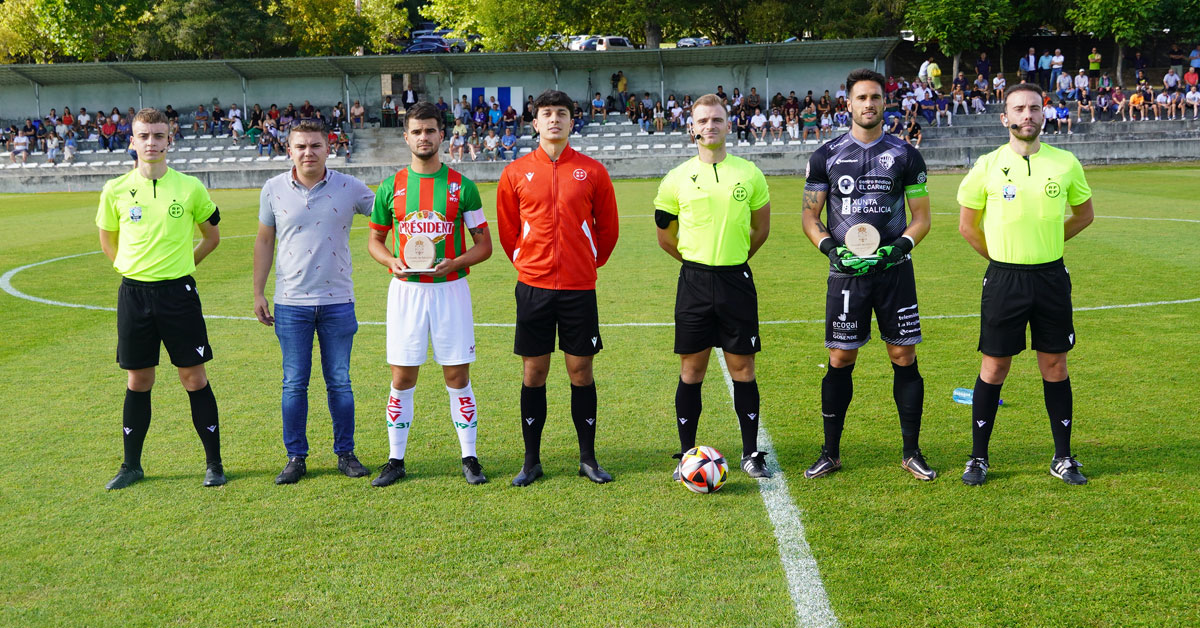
386, 277, 476, 366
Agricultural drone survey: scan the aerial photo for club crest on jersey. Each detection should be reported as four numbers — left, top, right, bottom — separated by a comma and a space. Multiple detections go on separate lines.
1002, 184, 1017, 201
732, 184, 748, 202
573, 168, 588, 181
448, 182, 461, 194
398, 209, 454, 243
878, 153, 894, 169
129, 206, 143, 222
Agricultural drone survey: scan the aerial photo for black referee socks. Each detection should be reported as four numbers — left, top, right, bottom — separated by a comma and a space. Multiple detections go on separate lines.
520, 384, 547, 471
187, 383, 221, 464
892, 359, 924, 458
821, 363, 855, 460
675, 379, 703, 453
971, 377, 1003, 459
571, 382, 598, 467
733, 379, 760, 457
1044, 378, 1073, 458
122, 389, 152, 469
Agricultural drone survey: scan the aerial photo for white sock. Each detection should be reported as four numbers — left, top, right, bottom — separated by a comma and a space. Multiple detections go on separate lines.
447, 381, 478, 459
386, 387, 414, 461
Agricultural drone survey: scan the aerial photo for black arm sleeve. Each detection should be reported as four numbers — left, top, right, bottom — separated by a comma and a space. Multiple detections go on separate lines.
205, 207, 221, 226
654, 209, 677, 229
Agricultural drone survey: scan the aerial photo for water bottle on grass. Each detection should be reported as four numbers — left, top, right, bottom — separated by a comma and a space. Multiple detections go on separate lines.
952, 387, 1003, 406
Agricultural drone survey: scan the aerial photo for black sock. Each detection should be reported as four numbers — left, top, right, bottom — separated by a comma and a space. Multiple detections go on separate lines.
733, 379, 760, 457
122, 389, 152, 469
187, 383, 221, 464
675, 379, 703, 453
520, 384, 547, 470
821, 363, 855, 459
571, 382, 598, 466
971, 376, 1003, 459
892, 359, 924, 457
1044, 378, 1073, 458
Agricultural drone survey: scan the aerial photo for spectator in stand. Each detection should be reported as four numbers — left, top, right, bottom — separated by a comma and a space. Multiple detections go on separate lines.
976, 52, 991, 81
211, 103, 226, 135
1185, 85, 1200, 120
951, 71, 968, 94
1050, 49, 1065, 91
401, 85, 416, 110
901, 91, 918, 124
100, 117, 118, 151
258, 121, 277, 156
45, 131, 61, 163
1184, 66, 1199, 93
297, 100, 314, 121
1168, 44, 1186, 77
818, 110, 832, 139
572, 104, 585, 136
1074, 69, 1089, 100
745, 87, 762, 112
971, 84, 987, 114
1056, 71, 1076, 101
449, 125, 467, 163
801, 103, 818, 142
330, 102, 344, 129
63, 130, 77, 163
733, 108, 748, 141
279, 106, 295, 131
1164, 68, 1181, 95
77, 107, 91, 132
1038, 50, 1053, 90
230, 114, 245, 144
904, 118, 922, 148
1128, 89, 1146, 121
115, 116, 132, 147
483, 128, 500, 160
1095, 90, 1111, 121
471, 106, 485, 134
1098, 72, 1113, 92
834, 107, 850, 129
952, 86, 968, 116
267, 104, 280, 122
731, 87, 742, 108
918, 56, 932, 85
228, 102, 242, 125
768, 107, 784, 141
1088, 47, 1102, 90
885, 75, 900, 102
1043, 99, 1059, 133
1168, 89, 1184, 120
1020, 48, 1037, 84
786, 107, 800, 139
591, 92, 606, 124
10, 127, 30, 164
992, 73, 1007, 103
1057, 100, 1074, 134
466, 130, 481, 160
381, 95, 397, 128
918, 93, 937, 124
347, 100, 364, 129
1154, 90, 1170, 120
715, 85, 727, 102
1190, 44, 1200, 74
525, 102, 538, 136
54, 116, 70, 142
771, 91, 786, 109
488, 102, 502, 130
750, 107, 767, 142
249, 104, 264, 130
194, 104, 210, 136
1132, 51, 1148, 76
670, 101, 685, 132
653, 102, 665, 133
499, 127, 517, 159
935, 91, 952, 127
973, 74, 990, 105
502, 105, 519, 135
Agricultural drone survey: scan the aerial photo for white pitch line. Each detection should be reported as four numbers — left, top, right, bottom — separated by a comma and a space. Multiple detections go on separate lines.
714, 348, 839, 628
931, 211, 1200, 224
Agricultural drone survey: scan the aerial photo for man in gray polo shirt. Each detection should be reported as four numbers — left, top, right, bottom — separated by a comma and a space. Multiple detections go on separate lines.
254, 120, 377, 484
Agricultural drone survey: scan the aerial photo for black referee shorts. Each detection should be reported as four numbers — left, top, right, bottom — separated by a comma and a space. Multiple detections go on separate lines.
514, 282, 602, 357
979, 258, 1075, 357
674, 261, 760, 355
116, 276, 212, 370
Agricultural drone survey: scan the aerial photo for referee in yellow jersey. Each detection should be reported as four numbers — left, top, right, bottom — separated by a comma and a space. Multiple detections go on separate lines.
957, 83, 1095, 486
655, 94, 773, 481
96, 109, 225, 490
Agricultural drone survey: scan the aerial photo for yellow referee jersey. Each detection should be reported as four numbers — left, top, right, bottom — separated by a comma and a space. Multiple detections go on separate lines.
956, 143, 1091, 264
654, 154, 769, 266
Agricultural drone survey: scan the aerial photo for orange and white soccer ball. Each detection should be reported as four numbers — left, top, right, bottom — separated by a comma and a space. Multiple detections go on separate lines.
679, 446, 728, 493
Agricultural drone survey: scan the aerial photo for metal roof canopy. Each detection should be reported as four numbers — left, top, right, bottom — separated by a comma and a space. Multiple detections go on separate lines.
0, 38, 897, 87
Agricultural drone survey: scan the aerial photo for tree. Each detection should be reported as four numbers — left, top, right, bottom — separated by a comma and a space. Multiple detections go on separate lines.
274, 0, 407, 56
1156, 0, 1200, 41
905, 0, 1013, 78
1066, 0, 1158, 86
133, 0, 290, 60
37, 0, 149, 62
0, 0, 62, 63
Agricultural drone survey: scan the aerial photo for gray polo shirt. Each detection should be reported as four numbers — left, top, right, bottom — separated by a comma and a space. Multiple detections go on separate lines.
259, 167, 375, 306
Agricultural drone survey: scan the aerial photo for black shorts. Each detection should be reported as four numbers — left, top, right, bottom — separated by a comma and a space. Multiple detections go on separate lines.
674, 261, 760, 355
514, 282, 602, 357
116, 276, 212, 370
979, 259, 1075, 357
825, 261, 921, 350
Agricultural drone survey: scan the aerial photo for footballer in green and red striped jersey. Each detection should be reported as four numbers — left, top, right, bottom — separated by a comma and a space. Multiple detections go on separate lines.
367, 102, 493, 487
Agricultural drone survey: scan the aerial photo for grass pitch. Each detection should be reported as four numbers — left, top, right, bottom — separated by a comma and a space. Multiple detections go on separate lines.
1, 164, 1198, 627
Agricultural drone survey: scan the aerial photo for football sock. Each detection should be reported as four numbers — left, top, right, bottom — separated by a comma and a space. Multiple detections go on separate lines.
821, 363, 855, 460
733, 379, 760, 457
122, 389, 152, 469
675, 379, 703, 453
386, 386, 415, 461
892, 359, 924, 457
187, 383, 221, 464
971, 376, 1003, 459
571, 382, 598, 466
447, 382, 478, 459
520, 384, 547, 470
1044, 378, 1073, 458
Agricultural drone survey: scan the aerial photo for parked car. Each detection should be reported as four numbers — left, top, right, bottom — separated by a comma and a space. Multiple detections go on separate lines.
568, 35, 595, 51
595, 36, 633, 51
676, 37, 712, 48
403, 36, 451, 54
578, 37, 599, 51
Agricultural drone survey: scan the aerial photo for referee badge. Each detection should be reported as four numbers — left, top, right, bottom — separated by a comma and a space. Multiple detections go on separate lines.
1002, 184, 1017, 201
168, 202, 185, 218
732, 184, 748, 202
1044, 181, 1061, 198
129, 206, 143, 223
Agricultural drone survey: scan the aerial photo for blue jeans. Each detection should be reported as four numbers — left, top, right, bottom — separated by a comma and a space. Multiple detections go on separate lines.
274, 302, 359, 457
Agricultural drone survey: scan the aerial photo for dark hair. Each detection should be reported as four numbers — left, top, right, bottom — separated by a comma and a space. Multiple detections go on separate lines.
1003, 83, 1044, 106
287, 120, 327, 142
404, 101, 443, 131
531, 90, 574, 117
845, 69, 886, 97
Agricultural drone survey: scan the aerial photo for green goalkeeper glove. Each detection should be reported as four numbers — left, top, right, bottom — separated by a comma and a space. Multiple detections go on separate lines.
874, 236, 915, 271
